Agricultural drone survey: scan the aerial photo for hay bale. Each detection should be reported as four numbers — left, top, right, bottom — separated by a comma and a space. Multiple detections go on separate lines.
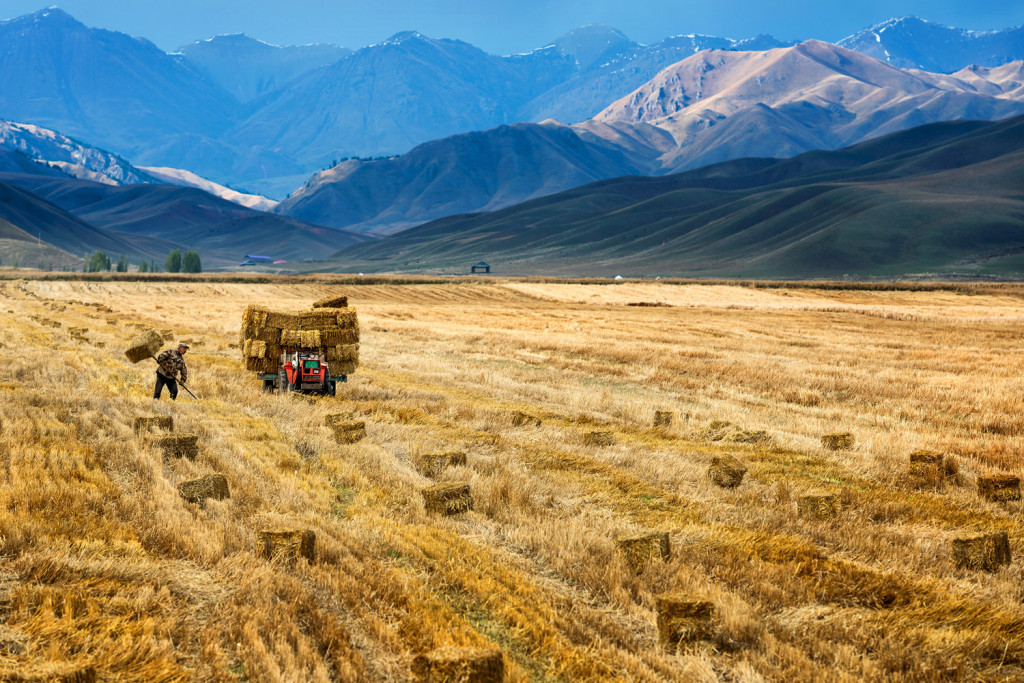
331, 420, 366, 444
953, 532, 1012, 571
329, 360, 359, 376
133, 415, 173, 433
707, 454, 746, 488
419, 452, 467, 478
511, 411, 541, 427
700, 421, 769, 445
258, 529, 315, 564
178, 474, 230, 504
821, 433, 854, 451
655, 594, 714, 652
422, 482, 473, 515
583, 431, 614, 447
313, 295, 349, 309
909, 449, 944, 475
153, 434, 198, 460
977, 474, 1021, 502
798, 494, 839, 520
324, 412, 356, 427
324, 344, 359, 363
411, 647, 503, 683
653, 411, 675, 428
616, 532, 670, 573
160, 329, 174, 341
124, 329, 162, 363
106, 318, 117, 325
1, 663, 97, 682
320, 327, 359, 346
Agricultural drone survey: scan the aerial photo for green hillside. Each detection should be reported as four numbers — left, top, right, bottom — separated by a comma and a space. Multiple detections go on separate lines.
317, 116, 1024, 278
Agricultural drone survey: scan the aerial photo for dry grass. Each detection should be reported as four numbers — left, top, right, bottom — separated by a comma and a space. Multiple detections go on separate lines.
2, 277, 1024, 681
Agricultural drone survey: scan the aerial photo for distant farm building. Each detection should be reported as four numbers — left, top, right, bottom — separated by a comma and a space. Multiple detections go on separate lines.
471, 261, 491, 274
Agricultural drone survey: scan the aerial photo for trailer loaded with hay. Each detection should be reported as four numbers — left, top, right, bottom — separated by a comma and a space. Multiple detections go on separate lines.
240, 296, 359, 396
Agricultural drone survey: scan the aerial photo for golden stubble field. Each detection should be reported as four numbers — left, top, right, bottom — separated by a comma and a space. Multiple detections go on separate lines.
0, 277, 1022, 682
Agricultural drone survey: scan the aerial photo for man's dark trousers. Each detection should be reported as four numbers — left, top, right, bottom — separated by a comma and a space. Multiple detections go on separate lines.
154, 372, 178, 400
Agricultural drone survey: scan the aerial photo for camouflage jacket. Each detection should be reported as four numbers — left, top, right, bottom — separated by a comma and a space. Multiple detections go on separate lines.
156, 349, 188, 383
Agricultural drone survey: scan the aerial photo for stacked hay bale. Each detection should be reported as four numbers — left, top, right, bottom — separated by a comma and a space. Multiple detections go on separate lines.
240, 303, 360, 376
411, 647, 504, 682
616, 532, 671, 573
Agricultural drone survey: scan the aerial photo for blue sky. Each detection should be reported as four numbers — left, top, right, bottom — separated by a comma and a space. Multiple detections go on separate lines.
4, 1, 1024, 53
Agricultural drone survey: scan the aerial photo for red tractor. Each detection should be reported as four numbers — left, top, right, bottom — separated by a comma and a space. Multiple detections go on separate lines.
260, 350, 346, 395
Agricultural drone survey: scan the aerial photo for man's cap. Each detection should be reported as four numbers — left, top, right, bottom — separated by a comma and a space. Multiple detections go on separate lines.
177, 342, 190, 349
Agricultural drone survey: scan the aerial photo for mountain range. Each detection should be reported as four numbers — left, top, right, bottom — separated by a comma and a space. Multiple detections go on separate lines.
277, 41, 1024, 233
4, 8, 1024, 199
3, 7, 1024, 276
0, 147, 368, 268
315, 114, 1024, 278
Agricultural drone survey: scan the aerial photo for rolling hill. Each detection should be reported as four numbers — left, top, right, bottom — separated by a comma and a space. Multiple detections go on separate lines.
313, 115, 1024, 278
0, 154, 371, 267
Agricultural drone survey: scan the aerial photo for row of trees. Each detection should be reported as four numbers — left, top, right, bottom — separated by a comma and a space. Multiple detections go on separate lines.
83, 249, 202, 273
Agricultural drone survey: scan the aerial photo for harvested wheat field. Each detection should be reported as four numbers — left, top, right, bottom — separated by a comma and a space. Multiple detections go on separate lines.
1, 276, 1023, 682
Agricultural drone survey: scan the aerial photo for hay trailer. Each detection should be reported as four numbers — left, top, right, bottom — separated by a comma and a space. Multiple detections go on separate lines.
259, 349, 347, 396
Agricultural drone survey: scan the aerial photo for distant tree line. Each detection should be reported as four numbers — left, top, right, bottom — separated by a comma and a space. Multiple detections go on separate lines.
81, 249, 201, 273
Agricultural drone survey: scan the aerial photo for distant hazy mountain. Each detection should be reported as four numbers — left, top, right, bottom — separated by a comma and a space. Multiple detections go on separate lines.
839, 16, 1024, 73
597, 41, 1024, 170
228, 31, 556, 165
276, 120, 675, 233
0, 119, 279, 210
0, 119, 157, 185
0, 8, 236, 154
4, 7, 1024, 202
278, 41, 1024, 233
518, 26, 793, 124
176, 34, 350, 102
317, 115, 1024, 278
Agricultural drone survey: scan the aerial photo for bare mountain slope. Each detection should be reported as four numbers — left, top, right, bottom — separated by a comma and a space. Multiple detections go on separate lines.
595, 40, 1024, 170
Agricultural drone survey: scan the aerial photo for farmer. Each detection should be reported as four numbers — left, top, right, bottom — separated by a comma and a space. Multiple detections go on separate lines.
154, 342, 189, 400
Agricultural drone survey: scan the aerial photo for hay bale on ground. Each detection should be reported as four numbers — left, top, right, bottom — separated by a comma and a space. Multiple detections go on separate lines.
798, 494, 839, 520
616, 532, 670, 573
258, 529, 315, 565
1, 663, 97, 682
909, 450, 944, 475
707, 454, 746, 488
411, 647, 503, 683
583, 431, 614, 447
124, 329, 162, 363
178, 474, 230, 504
134, 415, 173, 433
423, 482, 473, 515
313, 295, 348, 309
656, 594, 714, 652
153, 434, 198, 460
654, 411, 675, 428
700, 420, 769, 445
160, 329, 174, 341
419, 452, 467, 478
953, 532, 1012, 571
977, 474, 1021, 502
330, 420, 366, 444
106, 318, 117, 325
511, 411, 541, 427
324, 412, 356, 427
821, 433, 854, 451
